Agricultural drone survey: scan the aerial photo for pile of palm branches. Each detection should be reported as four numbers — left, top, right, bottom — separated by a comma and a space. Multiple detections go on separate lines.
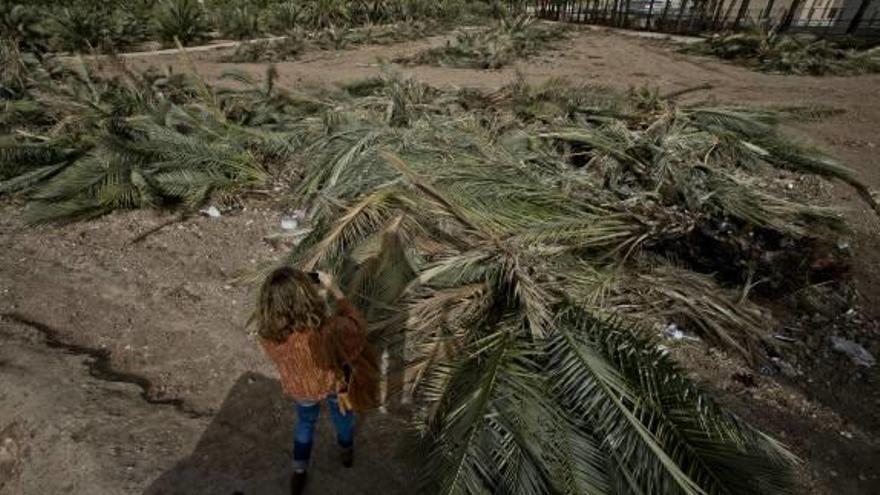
684, 31, 880, 76
397, 15, 568, 68
223, 21, 443, 63
0, 57, 296, 222
283, 73, 871, 493
4, 52, 879, 492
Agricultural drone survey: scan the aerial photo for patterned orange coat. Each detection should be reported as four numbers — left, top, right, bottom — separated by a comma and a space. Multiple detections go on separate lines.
261, 298, 367, 401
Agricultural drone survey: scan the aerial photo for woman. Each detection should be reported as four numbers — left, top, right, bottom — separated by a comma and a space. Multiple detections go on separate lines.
255, 267, 368, 495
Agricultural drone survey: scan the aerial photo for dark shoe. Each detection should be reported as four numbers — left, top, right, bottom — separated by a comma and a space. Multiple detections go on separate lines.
341, 447, 354, 468
290, 471, 307, 495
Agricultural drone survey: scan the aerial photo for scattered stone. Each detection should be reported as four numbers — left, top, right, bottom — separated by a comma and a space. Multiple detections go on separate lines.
830, 336, 875, 367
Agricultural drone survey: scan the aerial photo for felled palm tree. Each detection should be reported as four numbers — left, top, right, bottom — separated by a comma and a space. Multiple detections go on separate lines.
289, 149, 801, 494
0, 60, 278, 223
278, 73, 880, 493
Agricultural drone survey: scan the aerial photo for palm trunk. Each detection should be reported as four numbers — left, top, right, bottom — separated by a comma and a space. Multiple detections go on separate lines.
711, 0, 726, 28
601, 0, 612, 23
658, 0, 674, 28
847, 0, 874, 33
622, 0, 633, 25
646, 0, 657, 27
761, 0, 777, 19
721, 0, 738, 27
778, 0, 803, 31
732, 0, 751, 29
674, 0, 690, 30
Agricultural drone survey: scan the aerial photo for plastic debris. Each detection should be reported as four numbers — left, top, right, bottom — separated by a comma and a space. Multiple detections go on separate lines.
662, 323, 700, 341
830, 336, 875, 367
280, 217, 299, 231
201, 206, 221, 218
772, 333, 796, 343
268, 208, 311, 245
663, 323, 685, 340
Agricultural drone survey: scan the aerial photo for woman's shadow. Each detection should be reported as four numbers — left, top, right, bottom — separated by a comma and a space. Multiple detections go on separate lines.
143, 372, 414, 495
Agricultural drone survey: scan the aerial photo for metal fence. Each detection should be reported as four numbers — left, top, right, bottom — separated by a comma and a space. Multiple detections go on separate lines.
531, 0, 880, 37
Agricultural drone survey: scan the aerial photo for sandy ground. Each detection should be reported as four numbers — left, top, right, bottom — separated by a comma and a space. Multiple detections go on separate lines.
2, 27, 879, 494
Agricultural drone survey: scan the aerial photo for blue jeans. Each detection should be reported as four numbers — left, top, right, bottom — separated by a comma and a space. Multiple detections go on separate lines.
292, 394, 355, 472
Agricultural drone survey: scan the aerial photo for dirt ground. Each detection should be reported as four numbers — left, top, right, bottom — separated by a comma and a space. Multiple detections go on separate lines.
2, 27, 879, 494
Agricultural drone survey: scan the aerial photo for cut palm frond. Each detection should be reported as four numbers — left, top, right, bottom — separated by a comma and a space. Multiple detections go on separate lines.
397, 16, 568, 69
684, 31, 880, 76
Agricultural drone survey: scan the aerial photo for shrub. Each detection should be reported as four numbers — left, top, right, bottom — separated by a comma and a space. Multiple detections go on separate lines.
49, 5, 110, 52
47, 0, 156, 53
1, 2, 51, 49
218, 4, 262, 40
155, 0, 211, 46
262, 1, 304, 34
302, 0, 349, 29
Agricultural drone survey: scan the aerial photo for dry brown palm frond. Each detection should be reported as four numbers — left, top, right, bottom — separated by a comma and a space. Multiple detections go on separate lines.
564, 259, 772, 362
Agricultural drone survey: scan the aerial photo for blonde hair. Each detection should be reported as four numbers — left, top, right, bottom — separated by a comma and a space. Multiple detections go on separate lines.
256, 267, 326, 341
